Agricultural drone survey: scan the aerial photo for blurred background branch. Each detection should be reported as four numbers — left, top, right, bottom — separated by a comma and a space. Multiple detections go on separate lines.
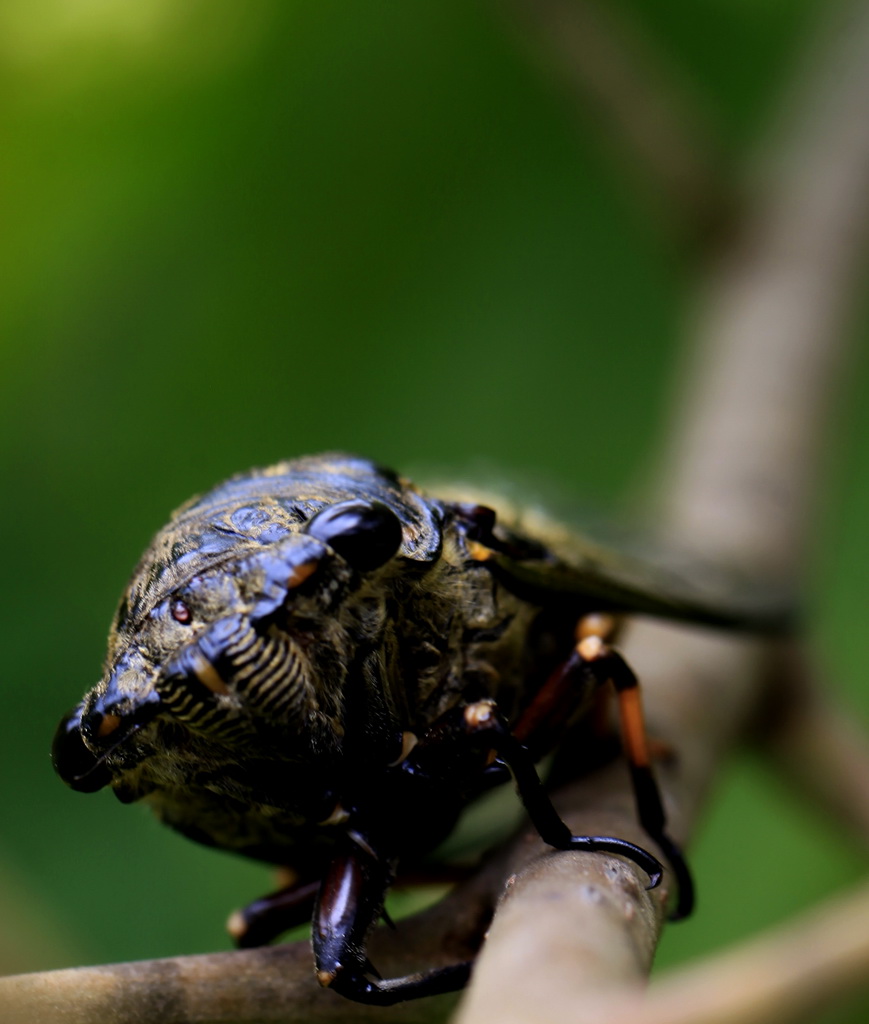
495, 0, 732, 247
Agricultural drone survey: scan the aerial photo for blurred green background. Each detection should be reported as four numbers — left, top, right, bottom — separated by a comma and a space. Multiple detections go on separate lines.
2, 1, 869, 1020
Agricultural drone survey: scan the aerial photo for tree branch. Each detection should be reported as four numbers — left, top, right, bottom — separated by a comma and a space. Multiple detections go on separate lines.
518, 879, 869, 1024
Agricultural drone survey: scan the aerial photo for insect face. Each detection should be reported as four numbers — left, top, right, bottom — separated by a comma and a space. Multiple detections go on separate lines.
53, 511, 403, 810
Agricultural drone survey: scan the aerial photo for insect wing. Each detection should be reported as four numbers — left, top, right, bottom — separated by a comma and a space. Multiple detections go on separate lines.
454, 494, 794, 633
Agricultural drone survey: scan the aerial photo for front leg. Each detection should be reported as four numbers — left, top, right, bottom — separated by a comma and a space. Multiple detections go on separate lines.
313, 841, 472, 1005
313, 698, 663, 1005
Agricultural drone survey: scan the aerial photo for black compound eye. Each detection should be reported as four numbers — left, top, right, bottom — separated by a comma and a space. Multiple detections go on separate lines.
51, 709, 112, 793
305, 500, 403, 572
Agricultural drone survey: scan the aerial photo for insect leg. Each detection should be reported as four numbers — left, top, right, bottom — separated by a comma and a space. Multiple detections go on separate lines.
570, 625, 695, 920
460, 702, 664, 889
227, 875, 321, 948
313, 843, 472, 1005
314, 697, 662, 1005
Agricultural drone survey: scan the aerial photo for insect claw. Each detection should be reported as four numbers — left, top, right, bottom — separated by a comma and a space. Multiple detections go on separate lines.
567, 834, 664, 892
346, 829, 379, 860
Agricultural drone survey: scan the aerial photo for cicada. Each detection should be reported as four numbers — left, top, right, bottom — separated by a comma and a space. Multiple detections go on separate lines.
52, 453, 788, 1004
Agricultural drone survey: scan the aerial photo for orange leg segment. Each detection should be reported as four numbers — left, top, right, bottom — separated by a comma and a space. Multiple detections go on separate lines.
515, 613, 694, 920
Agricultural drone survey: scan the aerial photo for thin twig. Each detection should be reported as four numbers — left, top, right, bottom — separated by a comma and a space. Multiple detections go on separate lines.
494, 0, 731, 243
